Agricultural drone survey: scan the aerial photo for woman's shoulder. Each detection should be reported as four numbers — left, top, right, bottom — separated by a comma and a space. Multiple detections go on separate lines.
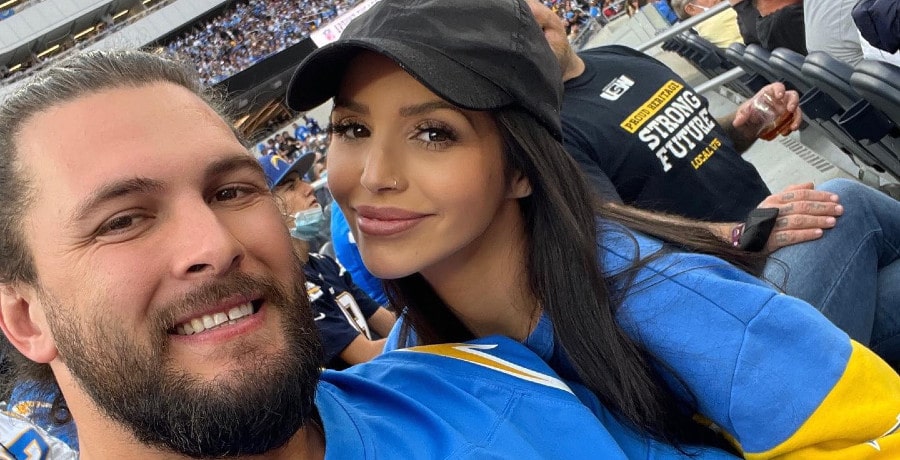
596, 220, 775, 318
596, 221, 743, 277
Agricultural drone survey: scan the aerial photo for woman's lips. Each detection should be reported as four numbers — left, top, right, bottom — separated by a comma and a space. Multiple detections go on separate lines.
355, 206, 430, 237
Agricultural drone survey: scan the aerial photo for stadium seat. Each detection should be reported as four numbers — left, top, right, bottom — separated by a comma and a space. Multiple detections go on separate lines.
851, 60, 900, 129
801, 52, 863, 108
724, 43, 769, 93
800, 52, 900, 178
684, 34, 727, 78
743, 45, 782, 85
768, 48, 813, 94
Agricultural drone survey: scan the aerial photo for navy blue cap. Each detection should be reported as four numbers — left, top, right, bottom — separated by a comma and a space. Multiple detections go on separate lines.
258, 152, 316, 189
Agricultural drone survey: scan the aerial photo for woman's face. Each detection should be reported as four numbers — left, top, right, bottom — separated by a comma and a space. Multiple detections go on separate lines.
327, 52, 531, 280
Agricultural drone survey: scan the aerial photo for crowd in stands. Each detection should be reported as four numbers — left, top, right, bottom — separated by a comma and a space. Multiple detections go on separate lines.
1, 0, 360, 87
1, 0, 174, 85
542, 0, 608, 39
163, 0, 361, 86
544, 0, 675, 42
256, 115, 327, 174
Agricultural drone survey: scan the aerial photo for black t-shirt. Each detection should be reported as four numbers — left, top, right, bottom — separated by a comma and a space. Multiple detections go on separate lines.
734, 0, 762, 46
735, 0, 806, 54
304, 253, 381, 370
755, 3, 806, 54
561, 45, 771, 222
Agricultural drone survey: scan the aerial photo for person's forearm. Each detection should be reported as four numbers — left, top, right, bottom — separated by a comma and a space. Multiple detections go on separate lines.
369, 307, 397, 338
340, 337, 388, 365
716, 113, 757, 153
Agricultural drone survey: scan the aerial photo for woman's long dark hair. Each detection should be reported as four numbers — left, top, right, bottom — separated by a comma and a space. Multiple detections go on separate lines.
384, 108, 767, 450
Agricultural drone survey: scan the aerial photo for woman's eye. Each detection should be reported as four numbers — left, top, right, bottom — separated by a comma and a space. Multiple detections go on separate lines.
416, 128, 453, 143
328, 122, 370, 140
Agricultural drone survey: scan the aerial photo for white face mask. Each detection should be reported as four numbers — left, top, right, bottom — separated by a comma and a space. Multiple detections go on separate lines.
689, 2, 710, 11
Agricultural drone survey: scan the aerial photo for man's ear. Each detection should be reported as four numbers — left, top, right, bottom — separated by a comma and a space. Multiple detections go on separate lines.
507, 170, 533, 199
0, 284, 57, 364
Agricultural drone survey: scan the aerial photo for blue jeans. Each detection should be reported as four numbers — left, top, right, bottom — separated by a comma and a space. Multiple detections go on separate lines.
764, 179, 900, 365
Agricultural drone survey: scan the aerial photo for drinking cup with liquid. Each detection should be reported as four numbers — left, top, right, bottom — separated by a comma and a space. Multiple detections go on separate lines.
747, 91, 793, 141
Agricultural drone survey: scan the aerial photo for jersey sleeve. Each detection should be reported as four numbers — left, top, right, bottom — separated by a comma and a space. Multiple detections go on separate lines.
335, 258, 382, 318
603, 231, 900, 458
0, 410, 78, 459
312, 297, 365, 364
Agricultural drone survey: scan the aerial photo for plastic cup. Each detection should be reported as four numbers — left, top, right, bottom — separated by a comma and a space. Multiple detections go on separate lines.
749, 92, 792, 141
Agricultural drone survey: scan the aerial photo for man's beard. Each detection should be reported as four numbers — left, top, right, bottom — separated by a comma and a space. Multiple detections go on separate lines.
40, 262, 324, 458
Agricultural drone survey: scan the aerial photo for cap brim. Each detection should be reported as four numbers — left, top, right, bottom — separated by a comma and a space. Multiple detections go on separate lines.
286, 38, 512, 113
273, 152, 316, 187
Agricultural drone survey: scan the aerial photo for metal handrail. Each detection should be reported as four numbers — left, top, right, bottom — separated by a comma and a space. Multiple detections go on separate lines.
692, 67, 746, 94
636, 0, 732, 51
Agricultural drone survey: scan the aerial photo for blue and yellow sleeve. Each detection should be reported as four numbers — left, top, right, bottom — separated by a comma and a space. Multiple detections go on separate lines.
740, 340, 900, 459
604, 232, 900, 459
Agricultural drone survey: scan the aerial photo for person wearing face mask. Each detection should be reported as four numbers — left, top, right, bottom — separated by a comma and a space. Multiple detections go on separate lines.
260, 152, 396, 369
671, 0, 744, 48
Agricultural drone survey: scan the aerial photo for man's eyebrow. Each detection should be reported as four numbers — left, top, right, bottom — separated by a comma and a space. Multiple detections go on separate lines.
71, 178, 164, 223
70, 155, 262, 223
204, 155, 265, 180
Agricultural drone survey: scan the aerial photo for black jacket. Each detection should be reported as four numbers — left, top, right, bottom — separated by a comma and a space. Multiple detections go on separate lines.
853, 0, 900, 53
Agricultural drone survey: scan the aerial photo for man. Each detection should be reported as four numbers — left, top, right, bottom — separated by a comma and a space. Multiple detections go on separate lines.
529, 0, 900, 367
0, 49, 628, 458
732, 0, 806, 54
527, 0, 836, 250
292, 121, 310, 142
670, 0, 744, 48
806, 0, 865, 66
260, 155, 396, 369
544, 7, 802, 222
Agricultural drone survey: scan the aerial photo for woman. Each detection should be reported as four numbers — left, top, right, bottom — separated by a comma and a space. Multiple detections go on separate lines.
285, 0, 900, 457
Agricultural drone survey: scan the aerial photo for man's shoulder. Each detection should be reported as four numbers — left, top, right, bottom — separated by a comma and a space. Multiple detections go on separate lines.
339, 336, 577, 396
579, 45, 664, 67
316, 337, 628, 459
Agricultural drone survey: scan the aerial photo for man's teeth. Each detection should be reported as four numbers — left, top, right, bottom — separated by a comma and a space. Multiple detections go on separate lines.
174, 303, 254, 336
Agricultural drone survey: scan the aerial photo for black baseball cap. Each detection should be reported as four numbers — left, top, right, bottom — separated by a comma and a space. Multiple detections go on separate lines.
285, 0, 564, 139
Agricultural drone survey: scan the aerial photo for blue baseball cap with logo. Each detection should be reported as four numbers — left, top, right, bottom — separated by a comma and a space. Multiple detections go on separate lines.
258, 152, 317, 189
